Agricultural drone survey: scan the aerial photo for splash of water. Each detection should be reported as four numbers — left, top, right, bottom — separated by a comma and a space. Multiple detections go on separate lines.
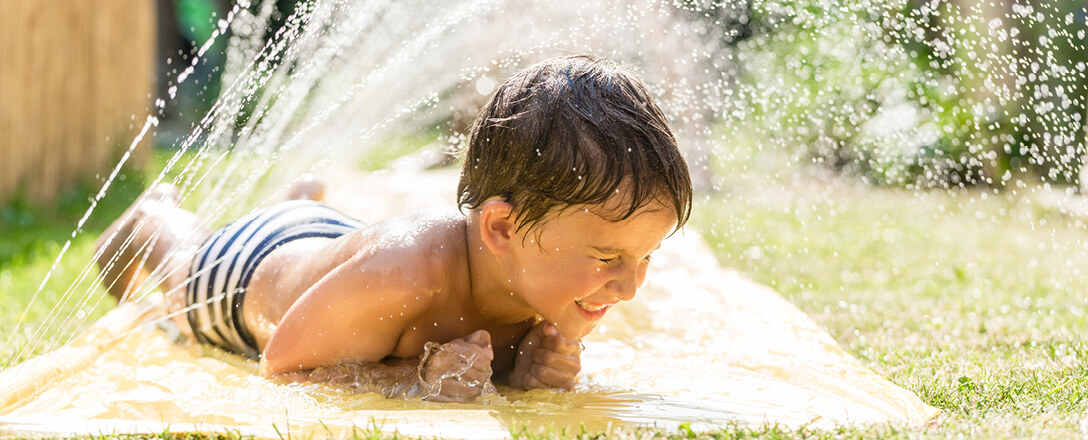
4, 0, 1088, 433
5, 0, 732, 369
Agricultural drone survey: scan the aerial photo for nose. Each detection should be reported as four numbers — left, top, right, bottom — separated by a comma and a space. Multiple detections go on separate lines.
606, 259, 648, 301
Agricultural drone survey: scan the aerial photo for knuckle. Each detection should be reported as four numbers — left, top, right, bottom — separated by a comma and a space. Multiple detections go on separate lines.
544, 334, 566, 347
531, 348, 554, 364
544, 337, 572, 353
468, 368, 491, 382
442, 380, 477, 397
563, 339, 581, 353
526, 376, 547, 390
530, 365, 556, 383
533, 364, 560, 381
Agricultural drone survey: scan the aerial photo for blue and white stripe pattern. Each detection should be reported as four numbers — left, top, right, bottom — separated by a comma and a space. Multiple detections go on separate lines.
186, 200, 364, 359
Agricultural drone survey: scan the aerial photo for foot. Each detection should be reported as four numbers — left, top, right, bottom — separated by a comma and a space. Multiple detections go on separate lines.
94, 184, 182, 302
287, 174, 326, 201
145, 183, 181, 204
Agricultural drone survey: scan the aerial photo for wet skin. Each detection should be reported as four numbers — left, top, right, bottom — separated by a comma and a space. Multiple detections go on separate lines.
91, 182, 681, 401
234, 192, 677, 399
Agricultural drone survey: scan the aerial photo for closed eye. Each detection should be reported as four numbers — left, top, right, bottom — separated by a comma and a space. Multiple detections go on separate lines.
598, 257, 618, 264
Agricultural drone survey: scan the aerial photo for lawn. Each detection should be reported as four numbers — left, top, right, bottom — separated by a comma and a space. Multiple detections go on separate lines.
0, 167, 144, 366
691, 161, 1088, 438
2, 146, 1088, 438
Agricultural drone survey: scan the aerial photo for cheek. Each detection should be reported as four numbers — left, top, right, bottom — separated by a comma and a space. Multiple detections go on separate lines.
526, 258, 607, 293
636, 261, 649, 287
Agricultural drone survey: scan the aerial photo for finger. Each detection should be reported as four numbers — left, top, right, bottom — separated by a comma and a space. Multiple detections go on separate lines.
523, 374, 550, 390
515, 325, 544, 355
531, 348, 580, 372
426, 357, 490, 384
463, 370, 492, 387
454, 371, 492, 389
424, 393, 456, 403
463, 342, 495, 363
463, 330, 493, 355
464, 329, 491, 347
437, 378, 482, 402
424, 348, 479, 382
540, 328, 581, 355
466, 359, 494, 380
542, 322, 559, 337
530, 363, 577, 390
445, 340, 494, 363
443, 345, 495, 369
533, 322, 551, 339
440, 367, 490, 387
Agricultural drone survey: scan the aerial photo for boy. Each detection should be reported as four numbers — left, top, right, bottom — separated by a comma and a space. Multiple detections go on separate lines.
95, 55, 692, 402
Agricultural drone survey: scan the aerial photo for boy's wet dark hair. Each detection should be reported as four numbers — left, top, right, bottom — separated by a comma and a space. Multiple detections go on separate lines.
457, 55, 692, 234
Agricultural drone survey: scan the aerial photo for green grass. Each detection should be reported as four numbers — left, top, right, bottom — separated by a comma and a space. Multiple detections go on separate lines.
4, 145, 1088, 438
0, 148, 202, 365
690, 168, 1088, 438
0, 166, 146, 365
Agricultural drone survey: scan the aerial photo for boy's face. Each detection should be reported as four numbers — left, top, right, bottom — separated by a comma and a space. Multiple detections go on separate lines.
507, 194, 678, 339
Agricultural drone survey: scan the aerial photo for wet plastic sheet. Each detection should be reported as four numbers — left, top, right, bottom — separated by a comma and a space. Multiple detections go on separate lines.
0, 170, 937, 438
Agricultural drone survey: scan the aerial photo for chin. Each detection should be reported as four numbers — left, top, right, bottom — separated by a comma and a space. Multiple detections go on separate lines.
556, 318, 598, 339
545, 304, 609, 338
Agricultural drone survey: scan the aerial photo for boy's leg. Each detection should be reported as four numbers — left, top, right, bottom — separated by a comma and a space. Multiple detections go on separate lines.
94, 184, 210, 310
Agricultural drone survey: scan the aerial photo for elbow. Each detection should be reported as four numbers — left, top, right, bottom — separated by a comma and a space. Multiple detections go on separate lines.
259, 343, 289, 377
258, 355, 276, 377
260, 329, 295, 377
259, 351, 302, 379
259, 356, 314, 383
260, 340, 318, 379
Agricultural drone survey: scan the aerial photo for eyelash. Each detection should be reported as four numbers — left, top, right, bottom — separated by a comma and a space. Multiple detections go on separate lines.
599, 255, 653, 264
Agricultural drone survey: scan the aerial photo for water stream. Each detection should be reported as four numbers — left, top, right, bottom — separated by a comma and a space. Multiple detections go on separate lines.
3, 0, 1087, 434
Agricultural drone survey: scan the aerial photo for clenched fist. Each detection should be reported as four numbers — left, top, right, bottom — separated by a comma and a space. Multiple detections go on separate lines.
418, 329, 495, 402
507, 323, 581, 390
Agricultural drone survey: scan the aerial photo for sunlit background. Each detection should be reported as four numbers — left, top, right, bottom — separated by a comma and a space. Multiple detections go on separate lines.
2, 0, 1088, 437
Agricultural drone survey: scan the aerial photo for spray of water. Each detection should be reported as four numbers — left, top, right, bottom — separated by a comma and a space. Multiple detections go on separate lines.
3, 0, 731, 366
4, 0, 1087, 411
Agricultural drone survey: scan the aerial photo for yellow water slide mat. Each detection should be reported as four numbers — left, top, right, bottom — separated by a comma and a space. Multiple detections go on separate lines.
0, 169, 938, 438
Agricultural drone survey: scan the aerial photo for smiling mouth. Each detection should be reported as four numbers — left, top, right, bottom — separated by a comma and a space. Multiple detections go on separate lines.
575, 300, 612, 319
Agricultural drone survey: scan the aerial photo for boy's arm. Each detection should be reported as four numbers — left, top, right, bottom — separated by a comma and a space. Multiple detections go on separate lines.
257, 254, 496, 402
268, 331, 495, 402
269, 357, 420, 396
258, 254, 431, 377
291, 329, 494, 402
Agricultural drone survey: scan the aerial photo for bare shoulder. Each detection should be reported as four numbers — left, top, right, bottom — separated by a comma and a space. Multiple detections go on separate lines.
260, 208, 470, 373
337, 207, 468, 301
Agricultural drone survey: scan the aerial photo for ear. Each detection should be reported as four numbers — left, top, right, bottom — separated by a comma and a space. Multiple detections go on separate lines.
478, 198, 517, 255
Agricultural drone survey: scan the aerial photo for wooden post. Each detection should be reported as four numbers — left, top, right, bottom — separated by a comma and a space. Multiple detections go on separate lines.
0, 0, 155, 205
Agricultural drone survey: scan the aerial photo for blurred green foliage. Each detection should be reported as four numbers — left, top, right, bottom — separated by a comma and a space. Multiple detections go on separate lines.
710, 0, 1088, 188
0, 167, 145, 268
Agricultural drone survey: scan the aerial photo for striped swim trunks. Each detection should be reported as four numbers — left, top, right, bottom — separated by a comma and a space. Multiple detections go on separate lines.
186, 200, 364, 359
